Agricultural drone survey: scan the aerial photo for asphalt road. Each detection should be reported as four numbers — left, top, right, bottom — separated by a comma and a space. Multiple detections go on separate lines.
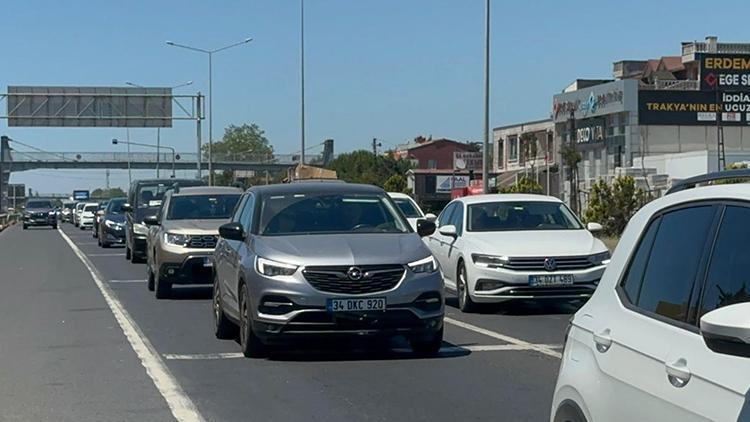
0, 223, 577, 422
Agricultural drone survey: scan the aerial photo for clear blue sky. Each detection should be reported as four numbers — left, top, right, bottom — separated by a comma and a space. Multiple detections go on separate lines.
2, 0, 748, 194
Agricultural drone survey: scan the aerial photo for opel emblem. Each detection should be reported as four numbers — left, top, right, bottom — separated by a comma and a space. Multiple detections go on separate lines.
543, 258, 557, 272
347, 267, 363, 281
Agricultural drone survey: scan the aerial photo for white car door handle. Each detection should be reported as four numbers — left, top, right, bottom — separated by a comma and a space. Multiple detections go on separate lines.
593, 329, 612, 353
665, 359, 691, 388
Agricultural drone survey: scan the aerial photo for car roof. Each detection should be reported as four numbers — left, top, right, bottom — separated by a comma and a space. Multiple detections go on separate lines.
249, 182, 384, 198
387, 192, 413, 200
455, 193, 563, 205
173, 186, 243, 196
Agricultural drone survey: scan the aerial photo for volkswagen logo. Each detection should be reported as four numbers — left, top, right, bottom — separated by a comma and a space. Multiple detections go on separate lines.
543, 258, 557, 272
347, 267, 364, 281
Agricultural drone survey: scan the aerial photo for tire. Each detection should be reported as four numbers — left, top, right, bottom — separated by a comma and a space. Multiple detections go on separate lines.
239, 283, 267, 358
147, 267, 155, 291
22, 224, 27, 230
213, 278, 238, 340
154, 274, 171, 299
457, 261, 479, 313
93, 229, 97, 238
410, 327, 444, 357
125, 246, 131, 260
51, 224, 57, 230
553, 402, 587, 422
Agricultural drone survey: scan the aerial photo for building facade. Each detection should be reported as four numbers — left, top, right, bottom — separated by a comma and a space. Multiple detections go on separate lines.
493, 118, 558, 195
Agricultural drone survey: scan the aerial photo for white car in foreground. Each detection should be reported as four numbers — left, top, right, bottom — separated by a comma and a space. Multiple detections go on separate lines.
426, 194, 609, 312
552, 172, 750, 422
388, 192, 436, 231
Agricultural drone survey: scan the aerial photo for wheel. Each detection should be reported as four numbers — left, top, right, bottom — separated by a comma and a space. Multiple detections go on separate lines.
125, 246, 131, 260
51, 224, 57, 230
213, 278, 238, 340
239, 283, 267, 358
101, 238, 110, 248
410, 327, 444, 356
80, 226, 86, 230
22, 224, 27, 230
154, 274, 171, 299
147, 268, 155, 292
93, 229, 97, 238
553, 402, 587, 422
457, 261, 479, 313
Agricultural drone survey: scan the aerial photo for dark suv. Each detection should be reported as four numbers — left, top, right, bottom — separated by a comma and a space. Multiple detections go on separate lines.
122, 179, 205, 263
23, 199, 58, 230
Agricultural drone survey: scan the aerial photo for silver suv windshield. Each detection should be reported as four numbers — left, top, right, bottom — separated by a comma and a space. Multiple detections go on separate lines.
27, 200, 52, 209
467, 201, 583, 232
167, 195, 241, 220
260, 193, 409, 236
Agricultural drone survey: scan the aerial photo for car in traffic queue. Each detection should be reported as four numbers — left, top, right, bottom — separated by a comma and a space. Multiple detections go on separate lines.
427, 194, 610, 312
143, 186, 242, 299
97, 197, 127, 248
388, 192, 436, 231
78, 202, 99, 230
212, 182, 443, 358
73, 202, 85, 227
551, 171, 750, 422
92, 200, 109, 238
61, 201, 76, 222
22, 199, 58, 230
122, 178, 205, 263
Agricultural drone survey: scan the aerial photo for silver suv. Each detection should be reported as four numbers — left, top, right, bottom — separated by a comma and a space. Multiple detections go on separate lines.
212, 182, 443, 358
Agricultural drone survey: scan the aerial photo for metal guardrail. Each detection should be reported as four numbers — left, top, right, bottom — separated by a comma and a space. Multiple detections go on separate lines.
0, 213, 20, 230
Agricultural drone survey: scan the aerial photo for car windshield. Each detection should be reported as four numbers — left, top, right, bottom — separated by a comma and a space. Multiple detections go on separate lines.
27, 200, 52, 208
84, 204, 98, 212
467, 201, 583, 232
63, 203, 75, 210
392, 197, 423, 218
136, 184, 172, 209
167, 195, 240, 220
106, 199, 126, 214
260, 193, 409, 236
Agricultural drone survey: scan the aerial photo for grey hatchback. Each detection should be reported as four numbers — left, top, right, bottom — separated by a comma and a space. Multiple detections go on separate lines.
212, 182, 443, 358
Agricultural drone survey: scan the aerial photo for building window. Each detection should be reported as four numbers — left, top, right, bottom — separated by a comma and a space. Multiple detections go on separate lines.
497, 142, 504, 169
427, 159, 437, 169
509, 137, 518, 162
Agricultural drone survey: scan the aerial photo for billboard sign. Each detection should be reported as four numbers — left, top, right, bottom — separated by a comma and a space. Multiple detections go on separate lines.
453, 151, 483, 170
638, 90, 750, 126
436, 175, 469, 193
7, 86, 173, 127
73, 190, 90, 201
699, 54, 750, 91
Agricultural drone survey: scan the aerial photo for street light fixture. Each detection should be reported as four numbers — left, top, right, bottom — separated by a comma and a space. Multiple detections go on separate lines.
112, 138, 177, 178
124, 81, 193, 178
165, 37, 253, 185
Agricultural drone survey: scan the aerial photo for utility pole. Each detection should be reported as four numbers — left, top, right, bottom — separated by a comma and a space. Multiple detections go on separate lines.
482, 0, 491, 194
372, 138, 381, 155
716, 89, 726, 171
300, 0, 306, 164
105, 169, 110, 191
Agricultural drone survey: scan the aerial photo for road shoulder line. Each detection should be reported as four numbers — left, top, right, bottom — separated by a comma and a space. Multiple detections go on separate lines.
58, 228, 205, 422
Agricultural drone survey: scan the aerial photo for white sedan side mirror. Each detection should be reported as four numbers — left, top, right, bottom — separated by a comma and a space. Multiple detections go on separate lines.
700, 302, 750, 358
425, 213, 437, 222
587, 222, 603, 232
438, 224, 457, 237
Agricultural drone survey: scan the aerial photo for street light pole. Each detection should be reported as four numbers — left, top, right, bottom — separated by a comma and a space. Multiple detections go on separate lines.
300, 0, 306, 165
482, 0, 491, 194
166, 38, 253, 185
112, 138, 177, 178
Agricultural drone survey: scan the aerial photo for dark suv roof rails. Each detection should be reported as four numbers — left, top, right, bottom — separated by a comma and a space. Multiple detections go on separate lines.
666, 168, 750, 195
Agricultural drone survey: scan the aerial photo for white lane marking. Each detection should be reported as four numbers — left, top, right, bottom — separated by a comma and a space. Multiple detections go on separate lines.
76, 242, 99, 245
163, 343, 565, 360
109, 279, 147, 283
88, 253, 125, 257
58, 228, 205, 422
445, 317, 562, 359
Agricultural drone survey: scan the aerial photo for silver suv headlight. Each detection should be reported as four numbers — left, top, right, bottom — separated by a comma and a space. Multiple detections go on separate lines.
256, 257, 298, 277
133, 223, 149, 236
164, 233, 190, 247
407, 256, 438, 273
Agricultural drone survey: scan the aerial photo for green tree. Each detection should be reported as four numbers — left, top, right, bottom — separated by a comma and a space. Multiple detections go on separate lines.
584, 176, 652, 236
327, 150, 412, 187
501, 175, 543, 194
204, 123, 273, 159
383, 174, 407, 193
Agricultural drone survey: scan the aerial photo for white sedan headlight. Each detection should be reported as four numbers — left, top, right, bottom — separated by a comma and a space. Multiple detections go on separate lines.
471, 254, 510, 268
407, 256, 437, 273
256, 257, 298, 277
164, 233, 190, 247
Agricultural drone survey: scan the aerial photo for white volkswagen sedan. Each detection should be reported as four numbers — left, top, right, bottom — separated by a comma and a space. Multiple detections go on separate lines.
426, 194, 609, 312
388, 192, 436, 231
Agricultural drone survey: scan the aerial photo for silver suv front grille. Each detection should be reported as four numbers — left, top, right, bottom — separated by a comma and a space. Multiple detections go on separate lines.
302, 265, 405, 294
188, 235, 218, 249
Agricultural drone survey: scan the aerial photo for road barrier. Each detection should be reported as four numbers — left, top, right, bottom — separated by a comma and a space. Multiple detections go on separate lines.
0, 213, 20, 232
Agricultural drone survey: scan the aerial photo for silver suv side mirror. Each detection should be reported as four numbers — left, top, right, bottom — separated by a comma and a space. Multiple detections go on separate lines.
700, 302, 750, 358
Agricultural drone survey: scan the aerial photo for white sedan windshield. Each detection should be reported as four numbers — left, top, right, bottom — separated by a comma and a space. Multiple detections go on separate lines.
467, 201, 582, 232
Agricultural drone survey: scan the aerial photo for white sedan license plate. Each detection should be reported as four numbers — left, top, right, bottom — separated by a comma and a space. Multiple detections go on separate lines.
327, 297, 386, 313
529, 274, 574, 286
